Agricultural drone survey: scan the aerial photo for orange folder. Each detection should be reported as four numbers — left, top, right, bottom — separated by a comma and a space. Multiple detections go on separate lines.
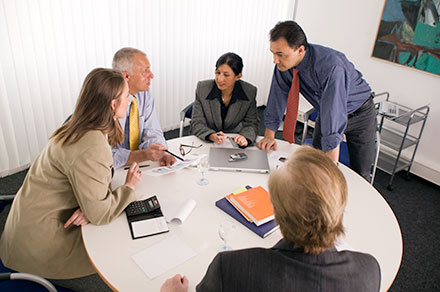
230, 186, 274, 226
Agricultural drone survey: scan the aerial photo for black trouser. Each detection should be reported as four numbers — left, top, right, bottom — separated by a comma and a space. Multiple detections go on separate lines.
312, 96, 377, 181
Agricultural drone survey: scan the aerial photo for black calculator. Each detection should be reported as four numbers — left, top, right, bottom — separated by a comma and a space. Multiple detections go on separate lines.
125, 195, 161, 217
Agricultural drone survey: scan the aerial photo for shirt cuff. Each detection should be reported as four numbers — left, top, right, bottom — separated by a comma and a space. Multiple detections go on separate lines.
264, 121, 281, 133
139, 138, 167, 150
321, 133, 344, 152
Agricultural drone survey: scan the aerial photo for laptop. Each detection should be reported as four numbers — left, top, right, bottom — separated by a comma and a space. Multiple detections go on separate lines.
208, 147, 270, 173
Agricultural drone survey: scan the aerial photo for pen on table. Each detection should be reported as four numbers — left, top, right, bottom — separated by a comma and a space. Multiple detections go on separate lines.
124, 164, 150, 170
165, 149, 185, 161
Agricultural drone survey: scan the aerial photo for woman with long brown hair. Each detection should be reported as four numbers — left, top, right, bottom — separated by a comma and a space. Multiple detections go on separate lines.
0, 68, 141, 291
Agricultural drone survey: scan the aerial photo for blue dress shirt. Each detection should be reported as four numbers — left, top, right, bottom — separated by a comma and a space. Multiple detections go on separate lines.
264, 43, 371, 151
112, 90, 167, 169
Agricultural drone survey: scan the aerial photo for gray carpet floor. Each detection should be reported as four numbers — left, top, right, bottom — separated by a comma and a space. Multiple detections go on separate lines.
1, 107, 439, 291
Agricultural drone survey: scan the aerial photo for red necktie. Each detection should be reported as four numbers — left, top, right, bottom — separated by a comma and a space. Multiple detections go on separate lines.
282, 69, 300, 143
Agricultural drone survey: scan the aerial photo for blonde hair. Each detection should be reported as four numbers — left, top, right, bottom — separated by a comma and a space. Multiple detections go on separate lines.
51, 68, 125, 147
268, 146, 347, 254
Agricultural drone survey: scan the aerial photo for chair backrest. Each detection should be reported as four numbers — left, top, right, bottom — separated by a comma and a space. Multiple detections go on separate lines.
301, 109, 318, 144
302, 110, 381, 185
0, 273, 58, 292
179, 102, 194, 137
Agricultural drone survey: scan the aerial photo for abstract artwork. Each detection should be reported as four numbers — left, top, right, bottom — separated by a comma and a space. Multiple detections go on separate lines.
372, 0, 440, 75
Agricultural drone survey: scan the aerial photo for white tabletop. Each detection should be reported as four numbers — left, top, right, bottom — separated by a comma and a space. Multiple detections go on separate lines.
82, 136, 402, 292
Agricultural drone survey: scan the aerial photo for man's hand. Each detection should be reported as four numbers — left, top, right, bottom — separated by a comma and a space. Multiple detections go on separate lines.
160, 274, 188, 292
160, 153, 176, 166
233, 134, 248, 147
144, 143, 168, 161
209, 132, 227, 144
256, 129, 277, 152
64, 209, 89, 228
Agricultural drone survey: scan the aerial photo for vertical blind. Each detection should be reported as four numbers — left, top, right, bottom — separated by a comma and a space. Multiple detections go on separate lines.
0, 0, 295, 177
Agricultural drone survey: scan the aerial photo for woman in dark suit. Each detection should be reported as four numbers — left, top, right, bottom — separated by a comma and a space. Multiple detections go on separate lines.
190, 53, 258, 147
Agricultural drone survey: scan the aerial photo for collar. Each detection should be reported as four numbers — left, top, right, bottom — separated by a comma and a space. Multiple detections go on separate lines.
118, 93, 138, 130
206, 81, 248, 102
296, 44, 311, 72
273, 238, 337, 254
129, 93, 137, 103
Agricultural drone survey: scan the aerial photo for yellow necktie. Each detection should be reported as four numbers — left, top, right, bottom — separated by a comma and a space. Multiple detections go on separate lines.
129, 96, 139, 150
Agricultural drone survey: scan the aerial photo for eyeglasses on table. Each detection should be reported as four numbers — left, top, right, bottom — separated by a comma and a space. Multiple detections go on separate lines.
179, 142, 203, 156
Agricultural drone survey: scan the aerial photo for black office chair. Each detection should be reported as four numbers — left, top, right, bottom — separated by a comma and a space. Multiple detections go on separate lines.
179, 102, 194, 137
300, 108, 318, 145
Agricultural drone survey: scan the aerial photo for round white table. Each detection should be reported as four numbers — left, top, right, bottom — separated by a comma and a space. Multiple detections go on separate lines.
82, 136, 402, 291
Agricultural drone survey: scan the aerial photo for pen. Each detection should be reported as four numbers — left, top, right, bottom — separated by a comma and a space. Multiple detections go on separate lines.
124, 164, 150, 170
165, 149, 185, 161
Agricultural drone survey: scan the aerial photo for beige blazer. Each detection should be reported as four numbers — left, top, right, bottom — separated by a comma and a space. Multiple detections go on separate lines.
0, 130, 136, 279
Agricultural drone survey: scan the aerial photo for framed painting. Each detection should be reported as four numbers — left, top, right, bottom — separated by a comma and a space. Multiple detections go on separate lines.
372, 0, 440, 75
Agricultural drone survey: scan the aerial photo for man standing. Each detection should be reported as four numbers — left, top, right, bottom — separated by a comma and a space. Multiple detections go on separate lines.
112, 48, 176, 169
257, 21, 376, 181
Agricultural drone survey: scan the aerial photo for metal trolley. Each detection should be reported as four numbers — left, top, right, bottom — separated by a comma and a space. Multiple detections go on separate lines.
375, 92, 430, 190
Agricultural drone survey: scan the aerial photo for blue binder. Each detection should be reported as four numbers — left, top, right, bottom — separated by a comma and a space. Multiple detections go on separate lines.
215, 196, 279, 239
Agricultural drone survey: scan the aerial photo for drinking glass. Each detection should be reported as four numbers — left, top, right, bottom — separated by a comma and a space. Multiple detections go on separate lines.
218, 221, 236, 251
197, 156, 209, 186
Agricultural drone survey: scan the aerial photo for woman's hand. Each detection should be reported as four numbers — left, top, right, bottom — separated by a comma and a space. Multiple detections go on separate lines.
64, 208, 89, 228
209, 131, 227, 144
124, 162, 142, 190
233, 135, 248, 147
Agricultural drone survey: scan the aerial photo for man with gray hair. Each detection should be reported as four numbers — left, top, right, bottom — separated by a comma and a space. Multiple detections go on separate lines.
112, 47, 175, 168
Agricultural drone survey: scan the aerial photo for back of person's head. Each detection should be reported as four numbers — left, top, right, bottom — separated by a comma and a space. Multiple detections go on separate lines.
215, 52, 243, 76
112, 47, 146, 74
270, 21, 308, 49
51, 68, 126, 146
268, 146, 347, 254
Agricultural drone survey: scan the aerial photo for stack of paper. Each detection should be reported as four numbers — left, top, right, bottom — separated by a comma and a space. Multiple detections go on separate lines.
228, 186, 274, 226
216, 186, 279, 238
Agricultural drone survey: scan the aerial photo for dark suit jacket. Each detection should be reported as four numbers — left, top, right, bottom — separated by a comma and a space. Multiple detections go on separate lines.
190, 79, 258, 145
196, 239, 381, 292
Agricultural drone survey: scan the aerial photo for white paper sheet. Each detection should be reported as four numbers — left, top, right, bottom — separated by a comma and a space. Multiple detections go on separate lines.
213, 136, 239, 148
145, 158, 198, 176
131, 235, 196, 279
161, 199, 197, 224
131, 217, 169, 238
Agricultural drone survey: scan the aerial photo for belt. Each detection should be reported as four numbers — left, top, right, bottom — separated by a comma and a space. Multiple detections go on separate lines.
348, 94, 373, 119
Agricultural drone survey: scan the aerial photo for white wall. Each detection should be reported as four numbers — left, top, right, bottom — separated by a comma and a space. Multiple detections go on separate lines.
296, 0, 440, 184
0, 0, 295, 177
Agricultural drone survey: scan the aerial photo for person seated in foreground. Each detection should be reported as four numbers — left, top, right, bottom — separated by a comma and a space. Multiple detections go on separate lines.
161, 146, 380, 292
112, 47, 176, 168
0, 68, 141, 292
190, 52, 259, 147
